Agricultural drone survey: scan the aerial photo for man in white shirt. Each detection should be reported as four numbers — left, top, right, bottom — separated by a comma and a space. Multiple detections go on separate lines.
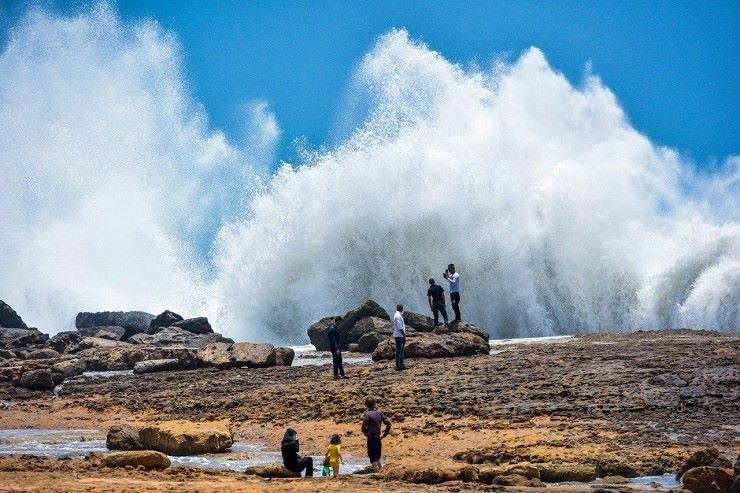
392, 304, 407, 371
443, 263, 461, 322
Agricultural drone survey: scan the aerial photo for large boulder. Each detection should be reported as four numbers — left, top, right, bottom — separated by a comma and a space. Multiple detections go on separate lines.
149, 310, 184, 332
25, 348, 60, 360
357, 331, 390, 353
138, 420, 233, 456
133, 359, 182, 374
197, 342, 233, 369
49, 331, 84, 353
231, 343, 276, 368
244, 464, 301, 478
0, 300, 27, 328
681, 466, 733, 493
17, 368, 55, 390
85, 346, 197, 372
337, 300, 390, 349
171, 317, 213, 335
307, 316, 337, 351
403, 311, 434, 331
75, 311, 155, 340
107, 425, 142, 450
373, 331, 490, 361
76, 326, 126, 340
677, 447, 733, 479
100, 450, 170, 470
0, 327, 48, 349
347, 316, 393, 344
274, 347, 295, 366
52, 358, 87, 379
437, 320, 490, 341
128, 327, 230, 348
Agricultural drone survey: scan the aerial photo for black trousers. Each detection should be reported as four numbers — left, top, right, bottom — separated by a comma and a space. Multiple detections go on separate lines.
432, 302, 448, 325
394, 336, 406, 370
288, 456, 314, 477
450, 292, 461, 321
331, 348, 345, 377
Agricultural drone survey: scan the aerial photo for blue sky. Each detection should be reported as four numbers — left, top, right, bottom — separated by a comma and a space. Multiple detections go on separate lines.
2, 0, 738, 167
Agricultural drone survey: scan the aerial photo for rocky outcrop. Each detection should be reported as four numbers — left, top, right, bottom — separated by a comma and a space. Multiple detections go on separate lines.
76, 326, 126, 340
149, 310, 184, 332
373, 326, 489, 361
138, 420, 233, 455
17, 368, 55, 390
171, 317, 213, 335
337, 300, 390, 349
107, 425, 142, 450
0, 300, 27, 328
306, 316, 337, 351
66, 337, 131, 354
127, 327, 230, 348
677, 447, 732, 479
25, 348, 60, 360
274, 347, 295, 366
133, 359, 183, 374
231, 343, 275, 367
244, 464, 301, 478
347, 316, 393, 344
83, 346, 198, 371
681, 466, 733, 493
98, 450, 170, 470
51, 358, 86, 379
75, 311, 155, 340
0, 327, 48, 349
403, 311, 434, 331
49, 331, 83, 353
196, 343, 233, 368
357, 331, 390, 353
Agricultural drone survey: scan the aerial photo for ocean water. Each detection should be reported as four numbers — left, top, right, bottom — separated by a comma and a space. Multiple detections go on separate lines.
1, 5, 737, 342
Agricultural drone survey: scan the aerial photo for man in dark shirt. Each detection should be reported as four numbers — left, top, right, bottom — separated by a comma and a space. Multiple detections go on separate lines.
427, 278, 448, 326
327, 315, 347, 379
361, 396, 391, 472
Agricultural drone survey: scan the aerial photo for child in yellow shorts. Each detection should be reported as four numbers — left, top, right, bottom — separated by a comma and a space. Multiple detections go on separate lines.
324, 434, 343, 478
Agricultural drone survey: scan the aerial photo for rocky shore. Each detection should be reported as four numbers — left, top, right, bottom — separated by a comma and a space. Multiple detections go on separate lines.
0, 299, 738, 492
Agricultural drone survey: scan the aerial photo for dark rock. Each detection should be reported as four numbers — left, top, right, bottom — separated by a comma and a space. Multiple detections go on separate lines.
357, 331, 390, 353
76, 326, 126, 339
171, 317, 213, 335
337, 300, 390, 349
403, 311, 435, 331
67, 337, 131, 354
435, 320, 490, 341
93, 327, 127, 340
348, 343, 360, 352
106, 425, 142, 450
307, 316, 337, 351
0, 300, 27, 328
0, 349, 16, 360
149, 310, 183, 333
0, 366, 22, 384
49, 331, 83, 353
127, 327, 230, 348
677, 447, 732, 479
51, 359, 86, 379
274, 347, 295, 366
373, 331, 490, 361
681, 466, 733, 493
17, 368, 55, 390
231, 343, 275, 368
25, 348, 61, 360
731, 476, 740, 493
133, 359, 182, 374
75, 311, 155, 340
347, 316, 393, 344
0, 327, 48, 349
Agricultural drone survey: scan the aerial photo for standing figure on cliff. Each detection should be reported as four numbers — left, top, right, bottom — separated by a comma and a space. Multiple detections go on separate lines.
327, 316, 347, 379
443, 263, 461, 322
281, 428, 314, 477
427, 278, 448, 326
393, 304, 407, 371
361, 397, 391, 472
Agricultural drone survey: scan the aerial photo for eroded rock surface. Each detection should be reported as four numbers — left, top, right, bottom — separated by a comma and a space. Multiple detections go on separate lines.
138, 420, 233, 456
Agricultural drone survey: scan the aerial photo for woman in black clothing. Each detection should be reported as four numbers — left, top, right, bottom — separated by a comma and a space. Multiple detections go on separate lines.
281, 428, 314, 477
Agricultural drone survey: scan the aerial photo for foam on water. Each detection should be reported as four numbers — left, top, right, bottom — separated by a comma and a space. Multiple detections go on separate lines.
1, 4, 738, 342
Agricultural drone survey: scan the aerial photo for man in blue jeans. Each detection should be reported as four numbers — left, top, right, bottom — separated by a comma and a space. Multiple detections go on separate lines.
392, 304, 407, 370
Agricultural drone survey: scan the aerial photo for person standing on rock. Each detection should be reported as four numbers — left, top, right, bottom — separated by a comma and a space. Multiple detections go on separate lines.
443, 264, 461, 321
281, 428, 314, 477
361, 397, 391, 472
427, 278, 448, 326
327, 316, 347, 379
393, 304, 407, 371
